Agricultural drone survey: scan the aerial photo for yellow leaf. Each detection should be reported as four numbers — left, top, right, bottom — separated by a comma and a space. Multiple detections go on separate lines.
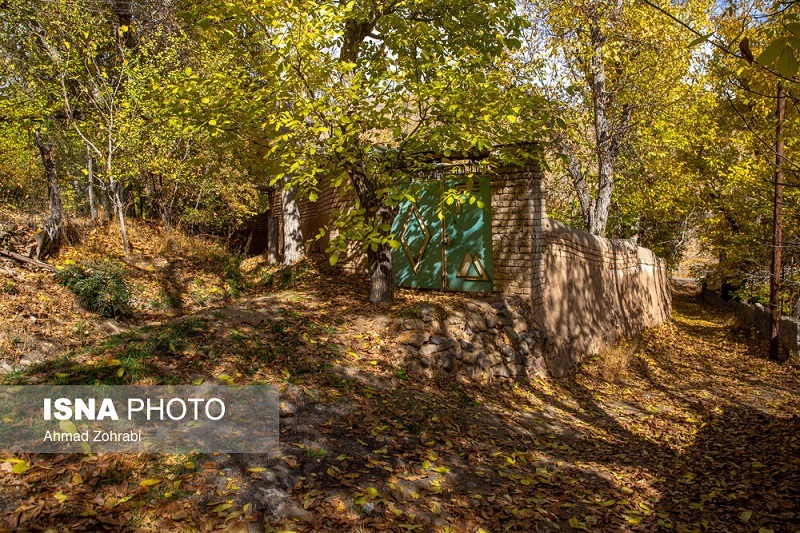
247, 467, 266, 473
740, 510, 752, 522
191, 378, 204, 386
139, 478, 161, 487
625, 515, 644, 525
72, 473, 83, 485
431, 466, 449, 474
54, 491, 68, 503
243, 503, 253, 515
212, 502, 233, 513
11, 460, 30, 475
184, 67, 193, 76
59, 420, 78, 434
569, 516, 580, 528
520, 477, 533, 486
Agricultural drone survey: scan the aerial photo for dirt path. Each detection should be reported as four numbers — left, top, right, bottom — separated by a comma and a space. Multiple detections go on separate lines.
2, 294, 799, 531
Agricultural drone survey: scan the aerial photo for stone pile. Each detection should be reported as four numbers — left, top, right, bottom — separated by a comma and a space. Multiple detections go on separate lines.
395, 296, 548, 382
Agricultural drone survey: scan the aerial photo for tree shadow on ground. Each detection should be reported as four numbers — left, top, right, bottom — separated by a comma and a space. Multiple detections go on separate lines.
3, 268, 800, 531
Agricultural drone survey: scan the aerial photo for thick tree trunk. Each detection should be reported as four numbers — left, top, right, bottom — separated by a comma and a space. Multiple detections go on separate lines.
33, 133, 63, 260
367, 243, 394, 304
281, 177, 304, 266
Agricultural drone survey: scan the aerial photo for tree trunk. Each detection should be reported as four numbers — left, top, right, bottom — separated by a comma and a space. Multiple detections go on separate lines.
101, 181, 113, 223
769, 83, 785, 362
367, 242, 394, 304
87, 145, 97, 224
281, 177, 304, 266
33, 133, 63, 260
110, 177, 131, 255
267, 213, 279, 264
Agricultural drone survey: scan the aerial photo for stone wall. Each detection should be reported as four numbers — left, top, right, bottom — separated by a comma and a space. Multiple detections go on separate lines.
395, 295, 547, 383
701, 286, 800, 358
534, 219, 672, 376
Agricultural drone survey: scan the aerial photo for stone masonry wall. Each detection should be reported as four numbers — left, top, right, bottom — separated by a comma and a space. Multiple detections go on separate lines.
535, 219, 672, 376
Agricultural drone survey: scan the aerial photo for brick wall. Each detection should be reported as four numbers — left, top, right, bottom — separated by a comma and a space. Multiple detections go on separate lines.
488, 165, 545, 302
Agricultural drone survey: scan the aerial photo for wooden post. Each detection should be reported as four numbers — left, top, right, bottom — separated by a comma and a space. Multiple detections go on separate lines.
769, 82, 785, 361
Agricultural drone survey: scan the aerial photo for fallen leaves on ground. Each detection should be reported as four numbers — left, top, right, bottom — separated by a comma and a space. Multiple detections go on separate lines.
1, 228, 798, 531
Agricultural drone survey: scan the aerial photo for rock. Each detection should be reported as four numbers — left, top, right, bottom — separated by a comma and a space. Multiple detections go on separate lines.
362, 502, 375, 515
442, 354, 455, 372
402, 319, 426, 331
418, 354, 433, 367
280, 402, 298, 418
485, 314, 501, 328
494, 364, 513, 379
396, 329, 429, 347
419, 305, 435, 322
461, 350, 479, 365
518, 341, 530, 356
500, 345, 514, 358
487, 351, 504, 366
504, 326, 520, 344
420, 338, 455, 355
476, 352, 491, 369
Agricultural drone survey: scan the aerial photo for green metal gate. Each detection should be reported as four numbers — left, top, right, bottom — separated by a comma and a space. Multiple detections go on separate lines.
392, 175, 493, 292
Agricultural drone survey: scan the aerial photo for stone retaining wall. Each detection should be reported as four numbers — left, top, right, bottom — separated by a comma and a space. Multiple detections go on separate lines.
395, 295, 547, 383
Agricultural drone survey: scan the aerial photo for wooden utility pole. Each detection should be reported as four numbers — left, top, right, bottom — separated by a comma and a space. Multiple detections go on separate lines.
769, 82, 785, 361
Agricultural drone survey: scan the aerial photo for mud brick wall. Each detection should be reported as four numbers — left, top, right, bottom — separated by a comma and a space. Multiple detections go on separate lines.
535, 218, 672, 375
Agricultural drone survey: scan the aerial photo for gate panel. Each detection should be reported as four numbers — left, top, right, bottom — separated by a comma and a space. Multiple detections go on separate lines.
443, 176, 493, 292
392, 182, 443, 289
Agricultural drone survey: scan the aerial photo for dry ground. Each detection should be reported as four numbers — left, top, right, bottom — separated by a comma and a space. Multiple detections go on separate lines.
1, 220, 798, 532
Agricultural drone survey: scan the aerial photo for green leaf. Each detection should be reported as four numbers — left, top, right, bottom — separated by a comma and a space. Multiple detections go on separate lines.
329, 253, 339, 266
688, 35, 709, 48
786, 22, 800, 38
758, 37, 787, 67
777, 45, 799, 77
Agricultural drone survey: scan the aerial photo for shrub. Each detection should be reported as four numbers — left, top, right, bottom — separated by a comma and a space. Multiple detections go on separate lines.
56, 260, 132, 319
